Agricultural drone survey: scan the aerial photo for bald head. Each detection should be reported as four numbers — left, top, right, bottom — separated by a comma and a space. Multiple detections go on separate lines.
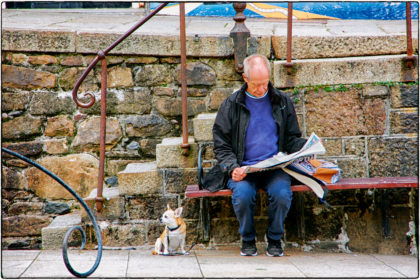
243, 54, 271, 80
242, 54, 271, 98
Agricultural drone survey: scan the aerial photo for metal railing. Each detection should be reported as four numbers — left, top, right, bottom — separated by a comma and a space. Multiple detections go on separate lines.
72, 3, 169, 214
2, 147, 102, 278
280, 1, 417, 85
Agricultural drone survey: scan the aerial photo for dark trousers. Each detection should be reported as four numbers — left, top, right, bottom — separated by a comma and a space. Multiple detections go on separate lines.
227, 169, 292, 242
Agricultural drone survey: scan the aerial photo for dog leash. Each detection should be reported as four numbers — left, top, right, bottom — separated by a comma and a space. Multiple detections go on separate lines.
165, 224, 181, 251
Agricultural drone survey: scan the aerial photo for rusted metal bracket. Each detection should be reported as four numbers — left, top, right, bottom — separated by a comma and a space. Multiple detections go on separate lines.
403, 55, 418, 82
230, 2, 250, 73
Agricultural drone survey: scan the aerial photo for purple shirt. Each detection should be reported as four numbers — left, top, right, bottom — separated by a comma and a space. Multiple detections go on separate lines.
242, 91, 279, 166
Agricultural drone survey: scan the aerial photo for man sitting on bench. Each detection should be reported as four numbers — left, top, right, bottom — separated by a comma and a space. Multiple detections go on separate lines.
212, 54, 307, 257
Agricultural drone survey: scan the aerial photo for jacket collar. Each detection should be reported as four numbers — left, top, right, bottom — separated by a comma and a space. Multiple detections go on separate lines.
236, 81, 281, 106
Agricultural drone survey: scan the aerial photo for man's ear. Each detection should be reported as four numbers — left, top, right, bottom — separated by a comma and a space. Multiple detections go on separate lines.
174, 207, 183, 218
242, 73, 247, 82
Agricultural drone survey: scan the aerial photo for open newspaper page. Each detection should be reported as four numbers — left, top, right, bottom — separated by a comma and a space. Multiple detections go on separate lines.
242, 132, 326, 173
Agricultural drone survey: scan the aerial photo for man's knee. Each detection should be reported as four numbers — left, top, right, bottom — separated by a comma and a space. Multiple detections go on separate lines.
230, 181, 256, 207
267, 185, 292, 207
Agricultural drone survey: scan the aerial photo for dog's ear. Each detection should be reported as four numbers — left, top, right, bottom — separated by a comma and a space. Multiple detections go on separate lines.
167, 204, 171, 210
174, 207, 183, 218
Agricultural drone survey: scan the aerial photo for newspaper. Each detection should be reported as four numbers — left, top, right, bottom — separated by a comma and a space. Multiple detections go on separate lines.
242, 132, 326, 173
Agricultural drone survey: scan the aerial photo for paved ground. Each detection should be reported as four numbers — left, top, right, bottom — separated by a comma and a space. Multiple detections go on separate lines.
2, 247, 418, 278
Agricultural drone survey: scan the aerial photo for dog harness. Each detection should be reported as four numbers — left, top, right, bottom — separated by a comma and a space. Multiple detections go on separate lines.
165, 224, 182, 255
167, 224, 181, 231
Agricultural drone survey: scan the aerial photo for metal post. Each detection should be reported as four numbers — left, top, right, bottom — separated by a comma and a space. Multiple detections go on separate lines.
201, 197, 210, 242
230, 2, 250, 73
295, 193, 305, 239
406, 2, 413, 58
403, 1, 417, 81
179, 2, 190, 155
145, 2, 151, 15
284, 2, 294, 75
381, 189, 391, 238
96, 51, 107, 213
405, 2, 415, 68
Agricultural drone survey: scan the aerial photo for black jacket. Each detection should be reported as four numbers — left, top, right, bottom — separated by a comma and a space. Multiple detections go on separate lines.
212, 82, 306, 176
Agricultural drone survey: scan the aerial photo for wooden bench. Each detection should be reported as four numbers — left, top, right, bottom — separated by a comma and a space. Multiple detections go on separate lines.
185, 176, 418, 241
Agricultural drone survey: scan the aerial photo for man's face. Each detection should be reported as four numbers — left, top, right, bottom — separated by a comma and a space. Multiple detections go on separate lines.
242, 65, 270, 98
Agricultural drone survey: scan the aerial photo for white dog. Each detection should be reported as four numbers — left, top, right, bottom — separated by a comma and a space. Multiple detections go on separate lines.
152, 204, 187, 255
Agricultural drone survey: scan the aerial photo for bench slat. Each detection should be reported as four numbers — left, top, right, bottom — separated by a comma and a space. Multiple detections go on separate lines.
185, 176, 418, 198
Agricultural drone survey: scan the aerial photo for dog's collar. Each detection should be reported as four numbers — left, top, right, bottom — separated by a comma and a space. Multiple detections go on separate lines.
167, 224, 181, 231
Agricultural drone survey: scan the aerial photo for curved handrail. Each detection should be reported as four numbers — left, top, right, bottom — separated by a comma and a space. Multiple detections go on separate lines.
72, 56, 100, 108
72, 2, 169, 108
197, 146, 204, 189
1, 147, 102, 278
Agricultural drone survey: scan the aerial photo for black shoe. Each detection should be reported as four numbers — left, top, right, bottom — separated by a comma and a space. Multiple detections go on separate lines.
240, 239, 258, 256
266, 237, 283, 257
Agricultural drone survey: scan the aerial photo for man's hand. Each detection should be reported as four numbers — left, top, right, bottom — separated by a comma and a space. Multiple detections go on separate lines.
298, 155, 315, 163
232, 167, 247, 182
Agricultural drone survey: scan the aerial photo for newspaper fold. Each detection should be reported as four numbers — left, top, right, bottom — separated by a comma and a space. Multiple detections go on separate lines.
242, 132, 326, 173
242, 133, 330, 205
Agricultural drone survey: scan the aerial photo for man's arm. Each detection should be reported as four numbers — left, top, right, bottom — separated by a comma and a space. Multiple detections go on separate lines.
284, 95, 307, 153
212, 99, 241, 178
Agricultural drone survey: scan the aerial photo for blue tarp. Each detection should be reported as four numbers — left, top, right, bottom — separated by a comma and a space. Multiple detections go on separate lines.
152, 2, 419, 20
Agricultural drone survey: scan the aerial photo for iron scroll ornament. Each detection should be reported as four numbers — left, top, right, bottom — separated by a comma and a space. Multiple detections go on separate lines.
1, 147, 102, 278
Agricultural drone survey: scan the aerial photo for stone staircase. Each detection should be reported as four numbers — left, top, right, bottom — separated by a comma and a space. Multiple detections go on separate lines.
41, 113, 216, 249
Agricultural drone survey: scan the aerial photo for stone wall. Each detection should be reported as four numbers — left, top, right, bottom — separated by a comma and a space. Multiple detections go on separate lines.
1, 26, 418, 253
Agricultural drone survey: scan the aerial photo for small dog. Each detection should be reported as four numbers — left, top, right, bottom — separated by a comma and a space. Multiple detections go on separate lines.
152, 204, 187, 255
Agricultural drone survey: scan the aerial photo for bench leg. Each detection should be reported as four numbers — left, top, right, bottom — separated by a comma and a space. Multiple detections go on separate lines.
295, 192, 306, 240
200, 197, 210, 242
380, 189, 391, 238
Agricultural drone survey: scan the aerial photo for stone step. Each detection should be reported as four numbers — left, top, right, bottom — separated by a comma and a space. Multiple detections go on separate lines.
82, 187, 124, 221
193, 113, 217, 142
118, 161, 162, 195
156, 137, 198, 168
91, 221, 149, 248
273, 54, 418, 88
41, 212, 81, 249
272, 32, 418, 60
41, 213, 149, 249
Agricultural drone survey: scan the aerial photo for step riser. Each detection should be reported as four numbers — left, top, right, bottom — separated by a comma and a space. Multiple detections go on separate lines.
273, 55, 418, 88
4, 28, 418, 60
193, 113, 217, 142
41, 213, 81, 250
83, 187, 125, 221
156, 137, 198, 169
272, 35, 418, 59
